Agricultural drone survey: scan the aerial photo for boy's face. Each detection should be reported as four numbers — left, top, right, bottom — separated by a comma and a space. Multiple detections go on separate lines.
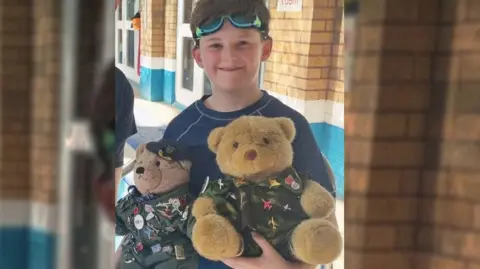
192, 20, 272, 93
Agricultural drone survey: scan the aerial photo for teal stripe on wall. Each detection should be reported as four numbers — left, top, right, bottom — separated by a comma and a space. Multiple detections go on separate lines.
0, 227, 55, 269
139, 67, 175, 103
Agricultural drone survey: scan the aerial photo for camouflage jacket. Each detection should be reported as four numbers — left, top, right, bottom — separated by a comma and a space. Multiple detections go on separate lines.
116, 184, 197, 267
198, 167, 310, 261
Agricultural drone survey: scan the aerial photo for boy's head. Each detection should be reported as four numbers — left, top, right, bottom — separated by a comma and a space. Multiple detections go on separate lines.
190, 0, 272, 94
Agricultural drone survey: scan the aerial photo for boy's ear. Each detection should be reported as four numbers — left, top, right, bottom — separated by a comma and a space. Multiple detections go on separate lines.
261, 38, 272, 62
192, 47, 204, 68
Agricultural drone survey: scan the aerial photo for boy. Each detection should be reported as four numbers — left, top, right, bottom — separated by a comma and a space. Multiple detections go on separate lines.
163, 0, 336, 268
115, 67, 138, 198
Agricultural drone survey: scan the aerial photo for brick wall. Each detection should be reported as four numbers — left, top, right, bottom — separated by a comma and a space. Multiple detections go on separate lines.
164, 0, 178, 59
141, 0, 165, 58
346, 0, 480, 268
0, 2, 34, 200
263, 0, 344, 103
31, 0, 61, 204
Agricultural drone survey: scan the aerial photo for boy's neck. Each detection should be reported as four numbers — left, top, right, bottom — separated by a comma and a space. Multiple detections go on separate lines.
205, 87, 263, 113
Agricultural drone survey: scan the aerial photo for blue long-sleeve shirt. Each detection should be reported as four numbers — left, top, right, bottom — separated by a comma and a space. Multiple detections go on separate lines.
163, 90, 333, 269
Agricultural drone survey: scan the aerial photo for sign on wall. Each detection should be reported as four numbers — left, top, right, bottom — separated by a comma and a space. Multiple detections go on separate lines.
277, 0, 302, 12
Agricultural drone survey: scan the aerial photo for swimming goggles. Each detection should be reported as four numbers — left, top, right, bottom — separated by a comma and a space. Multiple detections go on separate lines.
194, 14, 264, 39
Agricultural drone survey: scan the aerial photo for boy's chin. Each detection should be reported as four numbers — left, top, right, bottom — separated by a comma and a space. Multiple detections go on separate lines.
215, 80, 255, 93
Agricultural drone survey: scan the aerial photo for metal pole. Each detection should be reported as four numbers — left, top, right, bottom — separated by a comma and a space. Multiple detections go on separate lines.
56, 0, 79, 268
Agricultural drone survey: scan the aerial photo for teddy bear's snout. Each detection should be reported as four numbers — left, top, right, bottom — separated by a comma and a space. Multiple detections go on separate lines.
136, 167, 145, 174
244, 149, 258, 161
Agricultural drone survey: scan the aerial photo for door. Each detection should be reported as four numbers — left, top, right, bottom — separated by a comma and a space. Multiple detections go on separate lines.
115, 0, 140, 82
175, 0, 209, 107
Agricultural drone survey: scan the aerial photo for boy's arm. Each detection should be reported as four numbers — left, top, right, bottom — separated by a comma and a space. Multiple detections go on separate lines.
115, 201, 130, 236
291, 116, 335, 197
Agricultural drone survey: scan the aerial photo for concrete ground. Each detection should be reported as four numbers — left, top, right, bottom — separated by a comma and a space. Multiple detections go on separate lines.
116, 98, 345, 269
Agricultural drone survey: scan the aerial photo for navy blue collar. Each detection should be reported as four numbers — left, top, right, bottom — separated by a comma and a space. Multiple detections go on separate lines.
195, 90, 271, 120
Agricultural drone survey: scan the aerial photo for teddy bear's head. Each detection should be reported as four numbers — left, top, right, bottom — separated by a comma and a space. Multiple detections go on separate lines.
208, 116, 296, 179
133, 139, 192, 195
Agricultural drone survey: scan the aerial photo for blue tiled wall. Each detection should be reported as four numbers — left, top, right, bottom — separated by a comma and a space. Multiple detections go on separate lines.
310, 123, 345, 200
139, 67, 175, 104
0, 227, 55, 269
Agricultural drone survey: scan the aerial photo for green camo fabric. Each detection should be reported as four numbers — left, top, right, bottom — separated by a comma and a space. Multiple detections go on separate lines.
115, 184, 198, 268
197, 167, 310, 261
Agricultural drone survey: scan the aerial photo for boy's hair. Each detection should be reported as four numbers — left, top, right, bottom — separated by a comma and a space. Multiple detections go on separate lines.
190, 0, 271, 38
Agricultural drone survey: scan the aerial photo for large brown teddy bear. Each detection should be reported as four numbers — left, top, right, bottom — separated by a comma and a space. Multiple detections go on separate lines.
190, 116, 343, 265
115, 139, 198, 269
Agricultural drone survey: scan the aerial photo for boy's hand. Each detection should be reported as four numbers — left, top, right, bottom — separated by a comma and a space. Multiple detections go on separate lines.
222, 232, 316, 269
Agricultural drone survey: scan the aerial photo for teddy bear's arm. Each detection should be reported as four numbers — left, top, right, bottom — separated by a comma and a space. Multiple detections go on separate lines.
300, 180, 336, 219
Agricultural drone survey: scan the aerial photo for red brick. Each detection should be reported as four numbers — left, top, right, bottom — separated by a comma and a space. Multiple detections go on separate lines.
395, 225, 416, 248
450, 172, 480, 202
468, 263, 480, 269
420, 171, 452, 196
420, 199, 474, 229
416, 253, 466, 269
345, 196, 367, 221
362, 252, 412, 269
474, 204, 480, 229
363, 197, 417, 222
459, 53, 480, 80
371, 141, 424, 167
463, 232, 480, 260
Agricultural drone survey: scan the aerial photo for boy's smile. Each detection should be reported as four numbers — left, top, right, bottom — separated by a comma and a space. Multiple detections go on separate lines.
192, 20, 272, 94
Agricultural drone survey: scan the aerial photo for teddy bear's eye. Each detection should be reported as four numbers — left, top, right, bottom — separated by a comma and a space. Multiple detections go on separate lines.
263, 137, 270, 144
155, 161, 161, 167
233, 142, 239, 149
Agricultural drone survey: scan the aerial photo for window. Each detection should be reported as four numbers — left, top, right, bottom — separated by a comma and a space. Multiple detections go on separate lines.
115, 0, 140, 82
181, 38, 195, 91
117, 30, 123, 64
127, 30, 135, 68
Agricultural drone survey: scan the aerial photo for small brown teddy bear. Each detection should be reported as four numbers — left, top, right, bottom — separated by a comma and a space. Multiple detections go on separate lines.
115, 139, 198, 269
190, 116, 342, 265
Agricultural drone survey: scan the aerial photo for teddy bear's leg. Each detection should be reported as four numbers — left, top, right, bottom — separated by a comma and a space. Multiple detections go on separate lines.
192, 214, 243, 261
290, 218, 343, 265
300, 180, 336, 219
192, 197, 217, 218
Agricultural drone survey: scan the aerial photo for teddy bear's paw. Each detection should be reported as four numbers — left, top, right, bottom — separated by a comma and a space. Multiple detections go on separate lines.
291, 218, 343, 265
300, 180, 336, 218
192, 214, 243, 261
192, 197, 217, 218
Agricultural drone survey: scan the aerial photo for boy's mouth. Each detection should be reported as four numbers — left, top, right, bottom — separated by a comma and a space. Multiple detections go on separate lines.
219, 67, 242, 72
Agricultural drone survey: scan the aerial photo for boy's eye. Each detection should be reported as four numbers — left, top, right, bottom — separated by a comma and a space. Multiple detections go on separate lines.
238, 41, 249, 46
209, 43, 222, 49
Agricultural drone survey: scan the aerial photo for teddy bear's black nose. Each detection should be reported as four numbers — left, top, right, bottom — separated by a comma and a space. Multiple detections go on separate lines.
245, 150, 257, 161
136, 167, 145, 174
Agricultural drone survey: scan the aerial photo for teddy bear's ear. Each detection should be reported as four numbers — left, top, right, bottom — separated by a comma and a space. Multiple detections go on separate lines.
207, 127, 225, 153
276, 117, 296, 142
135, 143, 147, 158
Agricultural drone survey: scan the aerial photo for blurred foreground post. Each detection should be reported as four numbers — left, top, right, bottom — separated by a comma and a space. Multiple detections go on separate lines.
56, 0, 106, 268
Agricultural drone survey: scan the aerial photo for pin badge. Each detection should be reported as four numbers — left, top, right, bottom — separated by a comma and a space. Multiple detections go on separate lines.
146, 212, 155, 221
162, 246, 173, 254
145, 204, 153, 213
291, 181, 300, 190
151, 244, 162, 253
174, 245, 186, 260
134, 214, 145, 230
181, 206, 189, 221
135, 242, 144, 252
